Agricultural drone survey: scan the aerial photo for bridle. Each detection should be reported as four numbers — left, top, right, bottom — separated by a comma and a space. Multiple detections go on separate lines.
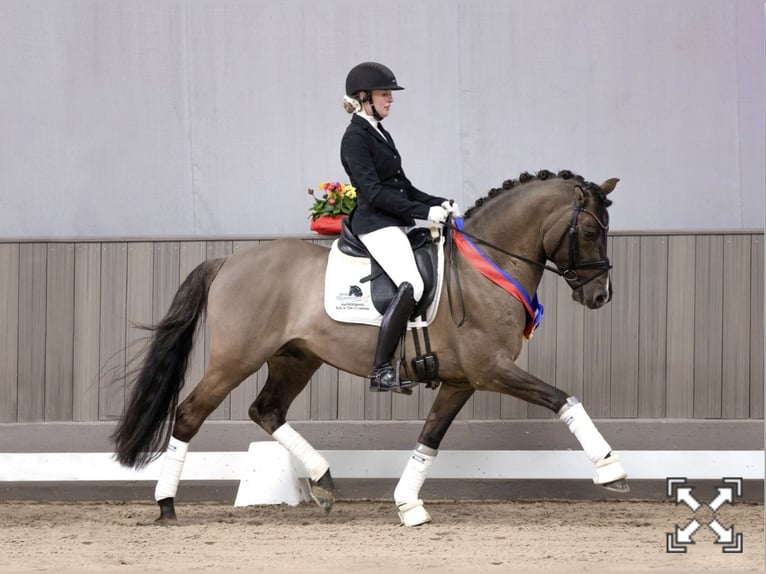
444, 192, 612, 326
546, 194, 612, 290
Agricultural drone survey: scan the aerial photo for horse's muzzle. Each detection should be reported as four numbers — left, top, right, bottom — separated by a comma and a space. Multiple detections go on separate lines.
572, 276, 612, 309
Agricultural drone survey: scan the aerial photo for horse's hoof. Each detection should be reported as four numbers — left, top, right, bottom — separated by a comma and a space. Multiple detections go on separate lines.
310, 469, 335, 513
397, 500, 431, 527
155, 497, 178, 524
310, 485, 335, 513
602, 478, 630, 493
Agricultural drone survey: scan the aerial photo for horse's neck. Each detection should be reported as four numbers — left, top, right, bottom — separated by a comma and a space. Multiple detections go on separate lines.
460, 187, 562, 293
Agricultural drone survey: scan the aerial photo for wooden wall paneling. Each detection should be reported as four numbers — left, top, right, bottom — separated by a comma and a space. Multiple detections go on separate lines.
179, 241, 208, 405
310, 364, 339, 421
693, 235, 724, 418
455, 390, 475, 421
229, 241, 261, 420
469, 390, 501, 421
392, 382, 421, 421
125, 243, 154, 408
608, 236, 640, 417
582, 275, 612, 418
637, 236, 668, 418
152, 242, 180, 323
468, 368, 502, 420
418, 384, 439, 420
337, 371, 367, 420
308, 236, 340, 421
750, 235, 764, 418
365, 385, 392, 421
204, 241, 234, 420
721, 235, 752, 419
527, 273, 558, 418
554, 275, 584, 415
3, 231, 762, 426
286, 386, 312, 421
0, 244, 19, 422
665, 236, 696, 418
98, 243, 128, 420
44, 243, 75, 421
501, 335, 530, 419
73, 244, 101, 422
17, 243, 47, 422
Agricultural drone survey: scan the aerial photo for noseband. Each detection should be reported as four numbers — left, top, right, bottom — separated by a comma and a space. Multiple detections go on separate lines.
548, 195, 612, 290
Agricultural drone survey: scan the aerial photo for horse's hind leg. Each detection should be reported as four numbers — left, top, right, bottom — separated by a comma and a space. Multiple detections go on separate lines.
154, 360, 254, 523
248, 344, 335, 512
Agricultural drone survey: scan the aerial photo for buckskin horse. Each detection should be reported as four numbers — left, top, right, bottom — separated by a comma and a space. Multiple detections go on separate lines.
112, 169, 627, 526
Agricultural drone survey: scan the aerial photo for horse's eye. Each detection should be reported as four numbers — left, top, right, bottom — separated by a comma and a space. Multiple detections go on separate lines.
583, 228, 597, 240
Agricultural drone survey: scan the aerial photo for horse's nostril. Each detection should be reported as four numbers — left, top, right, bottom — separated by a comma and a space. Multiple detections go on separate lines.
594, 294, 606, 307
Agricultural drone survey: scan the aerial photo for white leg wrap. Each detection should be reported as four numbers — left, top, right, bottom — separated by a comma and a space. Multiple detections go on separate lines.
154, 437, 188, 501
271, 423, 330, 482
394, 444, 436, 527
558, 399, 611, 463
558, 398, 627, 484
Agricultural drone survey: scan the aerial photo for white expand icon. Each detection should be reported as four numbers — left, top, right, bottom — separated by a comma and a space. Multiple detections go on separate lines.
665, 477, 744, 553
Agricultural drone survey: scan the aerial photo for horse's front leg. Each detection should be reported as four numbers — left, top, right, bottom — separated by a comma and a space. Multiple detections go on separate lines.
394, 382, 475, 527
480, 360, 628, 491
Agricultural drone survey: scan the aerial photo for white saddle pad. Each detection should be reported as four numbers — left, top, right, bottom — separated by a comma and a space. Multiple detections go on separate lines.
324, 237, 445, 328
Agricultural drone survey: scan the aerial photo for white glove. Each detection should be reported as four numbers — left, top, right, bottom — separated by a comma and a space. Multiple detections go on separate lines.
427, 205, 449, 224
441, 200, 461, 217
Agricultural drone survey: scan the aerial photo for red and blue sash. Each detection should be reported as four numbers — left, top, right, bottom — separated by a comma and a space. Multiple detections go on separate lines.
452, 217, 543, 339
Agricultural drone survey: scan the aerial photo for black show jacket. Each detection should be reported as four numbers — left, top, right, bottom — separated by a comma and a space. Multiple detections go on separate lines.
341, 114, 445, 235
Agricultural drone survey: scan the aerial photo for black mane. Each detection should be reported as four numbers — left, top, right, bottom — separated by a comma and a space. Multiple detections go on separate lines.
463, 169, 612, 219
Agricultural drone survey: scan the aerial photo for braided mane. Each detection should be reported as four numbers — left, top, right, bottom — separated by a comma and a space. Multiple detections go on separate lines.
463, 169, 613, 219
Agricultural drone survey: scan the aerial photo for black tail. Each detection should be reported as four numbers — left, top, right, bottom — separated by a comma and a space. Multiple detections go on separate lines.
111, 258, 225, 468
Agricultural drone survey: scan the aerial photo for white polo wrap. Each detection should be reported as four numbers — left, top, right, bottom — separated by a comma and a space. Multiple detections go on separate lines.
394, 444, 437, 505
558, 399, 611, 463
154, 436, 189, 501
272, 423, 330, 482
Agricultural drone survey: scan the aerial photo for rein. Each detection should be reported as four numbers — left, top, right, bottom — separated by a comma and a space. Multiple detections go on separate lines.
444, 195, 612, 327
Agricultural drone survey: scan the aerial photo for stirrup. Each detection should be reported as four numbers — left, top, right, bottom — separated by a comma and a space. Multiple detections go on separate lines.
369, 365, 415, 393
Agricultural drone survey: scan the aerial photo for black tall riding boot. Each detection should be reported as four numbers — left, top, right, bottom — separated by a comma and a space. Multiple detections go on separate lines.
369, 281, 417, 392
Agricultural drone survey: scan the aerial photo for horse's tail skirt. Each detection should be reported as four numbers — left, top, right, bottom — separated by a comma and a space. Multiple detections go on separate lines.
111, 258, 226, 468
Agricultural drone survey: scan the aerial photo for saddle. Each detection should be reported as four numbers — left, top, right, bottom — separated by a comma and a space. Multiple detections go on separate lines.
337, 218, 438, 317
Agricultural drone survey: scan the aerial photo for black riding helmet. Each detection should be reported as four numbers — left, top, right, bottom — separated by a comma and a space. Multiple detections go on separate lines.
345, 62, 404, 97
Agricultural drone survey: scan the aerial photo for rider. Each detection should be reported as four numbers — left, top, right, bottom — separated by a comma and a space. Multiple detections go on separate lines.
340, 62, 459, 392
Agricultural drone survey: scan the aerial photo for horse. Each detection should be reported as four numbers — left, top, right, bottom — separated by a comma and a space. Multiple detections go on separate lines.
112, 169, 626, 527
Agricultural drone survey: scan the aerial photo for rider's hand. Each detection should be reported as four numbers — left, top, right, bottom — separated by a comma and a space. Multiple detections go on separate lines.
441, 200, 461, 217
427, 205, 449, 224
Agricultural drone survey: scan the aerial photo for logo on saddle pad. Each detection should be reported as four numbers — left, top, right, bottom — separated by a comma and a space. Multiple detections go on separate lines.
332, 283, 371, 313
324, 232, 445, 328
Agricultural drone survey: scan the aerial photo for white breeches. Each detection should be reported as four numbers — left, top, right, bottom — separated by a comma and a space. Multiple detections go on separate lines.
359, 226, 424, 302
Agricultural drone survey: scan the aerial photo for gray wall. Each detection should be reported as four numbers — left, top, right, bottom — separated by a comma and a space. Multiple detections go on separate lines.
1, 0, 764, 238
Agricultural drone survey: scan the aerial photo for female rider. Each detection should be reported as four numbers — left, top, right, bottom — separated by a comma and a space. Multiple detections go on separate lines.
340, 62, 458, 392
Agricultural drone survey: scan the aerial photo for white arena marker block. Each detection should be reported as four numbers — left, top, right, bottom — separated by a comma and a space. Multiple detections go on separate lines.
234, 442, 310, 507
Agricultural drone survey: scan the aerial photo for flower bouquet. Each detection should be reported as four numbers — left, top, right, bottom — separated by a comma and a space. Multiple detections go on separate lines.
308, 181, 356, 234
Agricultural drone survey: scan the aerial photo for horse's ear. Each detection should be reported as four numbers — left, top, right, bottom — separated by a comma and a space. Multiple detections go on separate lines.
600, 178, 619, 194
